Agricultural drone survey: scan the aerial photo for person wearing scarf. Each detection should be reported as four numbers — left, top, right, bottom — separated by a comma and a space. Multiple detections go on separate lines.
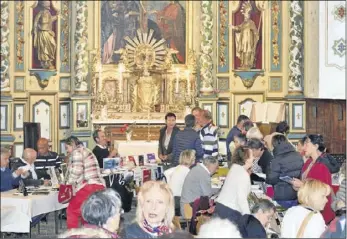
125, 181, 174, 238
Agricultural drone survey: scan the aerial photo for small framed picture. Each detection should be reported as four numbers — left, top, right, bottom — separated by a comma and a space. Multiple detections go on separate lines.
202, 103, 213, 115
60, 140, 67, 155
14, 104, 25, 131
0, 105, 9, 131
59, 102, 70, 129
13, 143, 24, 158
292, 103, 304, 130
76, 103, 88, 128
217, 103, 229, 128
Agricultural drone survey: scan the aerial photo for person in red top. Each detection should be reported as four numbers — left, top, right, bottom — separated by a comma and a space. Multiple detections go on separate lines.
291, 134, 335, 224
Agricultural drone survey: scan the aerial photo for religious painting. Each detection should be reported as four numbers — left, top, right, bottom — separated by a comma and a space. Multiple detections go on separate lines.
31, 1, 58, 70
232, 0, 263, 70
76, 103, 88, 128
104, 80, 117, 100
100, 0, 186, 65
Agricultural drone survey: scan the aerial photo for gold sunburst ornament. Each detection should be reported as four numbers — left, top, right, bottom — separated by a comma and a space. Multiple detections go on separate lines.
119, 29, 176, 75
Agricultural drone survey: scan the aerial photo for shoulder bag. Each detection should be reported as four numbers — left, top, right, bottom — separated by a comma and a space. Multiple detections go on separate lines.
296, 211, 315, 238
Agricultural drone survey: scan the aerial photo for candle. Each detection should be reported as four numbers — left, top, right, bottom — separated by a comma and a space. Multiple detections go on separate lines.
185, 70, 190, 95
175, 68, 179, 93
118, 63, 125, 93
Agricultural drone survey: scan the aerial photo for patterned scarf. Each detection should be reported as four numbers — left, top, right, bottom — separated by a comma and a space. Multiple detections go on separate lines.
142, 220, 171, 237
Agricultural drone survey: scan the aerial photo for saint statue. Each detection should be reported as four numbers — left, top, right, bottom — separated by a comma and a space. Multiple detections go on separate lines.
231, 1, 259, 70
32, 1, 59, 70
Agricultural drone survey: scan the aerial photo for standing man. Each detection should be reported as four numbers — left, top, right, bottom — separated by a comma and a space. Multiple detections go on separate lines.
191, 106, 203, 132
226, 115, 249, 161
199, 110, 219, 158
172, 114, 204, 166
92, 129, 118, 168
35, 138, 61, 179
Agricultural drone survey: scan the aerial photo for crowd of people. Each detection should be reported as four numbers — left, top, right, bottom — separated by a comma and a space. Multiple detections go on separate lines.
0, 107, 346, 238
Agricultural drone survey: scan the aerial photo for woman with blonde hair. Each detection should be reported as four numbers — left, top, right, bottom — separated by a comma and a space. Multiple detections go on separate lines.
281, 179, 330, 238
125, 181, 175, 238
164, 150, 195, 217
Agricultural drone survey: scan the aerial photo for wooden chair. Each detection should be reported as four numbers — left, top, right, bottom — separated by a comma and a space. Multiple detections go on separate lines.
172, 216, 182, 230
183, 203, 193, 230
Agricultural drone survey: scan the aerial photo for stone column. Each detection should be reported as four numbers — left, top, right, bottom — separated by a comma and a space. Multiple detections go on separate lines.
199, 1, 214, 96
74, 1, 88, 93
288, 0, 304, 95
1, 0, 10, 92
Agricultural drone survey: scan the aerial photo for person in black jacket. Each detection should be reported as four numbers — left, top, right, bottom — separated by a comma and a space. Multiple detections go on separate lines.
238, 199, 276, 238
158, 112, 180, 168
92, 129, 118, 168
266, 134, 304, 209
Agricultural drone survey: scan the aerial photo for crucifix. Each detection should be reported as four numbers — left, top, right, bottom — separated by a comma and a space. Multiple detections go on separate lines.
296, 113, 301, 120
241, 107, 246, 113
221, 112, 226, 118
45, 108, 49, 115
36, 109, 40, 115
18, 113, 21, 120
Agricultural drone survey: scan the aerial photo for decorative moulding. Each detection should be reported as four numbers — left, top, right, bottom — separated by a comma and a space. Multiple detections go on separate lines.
233, 70, 264, 89
29, 70, 57, 89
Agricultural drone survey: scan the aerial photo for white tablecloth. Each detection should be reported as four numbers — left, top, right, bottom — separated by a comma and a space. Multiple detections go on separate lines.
114, 140, 227, 158
0, 190, 67, 233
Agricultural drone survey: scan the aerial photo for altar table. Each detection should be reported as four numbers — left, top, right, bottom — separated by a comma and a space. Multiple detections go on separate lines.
114, 140, 227, 158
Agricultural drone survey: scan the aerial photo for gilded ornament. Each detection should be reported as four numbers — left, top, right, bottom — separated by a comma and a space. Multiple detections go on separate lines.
15, 0, 24, 67
1, 0, 10, 91
60, 1, 70, 70
271, 1, 280, 67
218, 1, 228, 67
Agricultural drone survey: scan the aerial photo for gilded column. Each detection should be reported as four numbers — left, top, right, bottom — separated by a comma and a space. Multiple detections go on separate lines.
288, 0, 304, 95
74, 1, 88, 93
1, 0, 10, 92
199, 1, 214, 96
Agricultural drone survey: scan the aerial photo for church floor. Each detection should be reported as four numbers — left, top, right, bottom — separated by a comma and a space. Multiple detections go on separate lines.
4, 199, 137, 238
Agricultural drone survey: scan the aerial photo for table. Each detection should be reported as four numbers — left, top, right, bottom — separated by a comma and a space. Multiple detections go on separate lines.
1, 189, 67, 233
114, 140, 227, 158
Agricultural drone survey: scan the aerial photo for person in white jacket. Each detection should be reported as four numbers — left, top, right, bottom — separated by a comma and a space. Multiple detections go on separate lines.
214, 146, 255, 222
281, 179, 330, 238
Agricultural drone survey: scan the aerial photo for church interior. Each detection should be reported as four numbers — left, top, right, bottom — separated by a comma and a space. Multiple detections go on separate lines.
0, 0, 346, 238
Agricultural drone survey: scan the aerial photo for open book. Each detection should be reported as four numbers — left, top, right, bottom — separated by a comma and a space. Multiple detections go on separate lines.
250, 102, 285, 123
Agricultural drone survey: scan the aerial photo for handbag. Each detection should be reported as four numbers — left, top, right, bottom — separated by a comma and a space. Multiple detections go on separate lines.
58, 165, 73, 204
296, 211, 315, 238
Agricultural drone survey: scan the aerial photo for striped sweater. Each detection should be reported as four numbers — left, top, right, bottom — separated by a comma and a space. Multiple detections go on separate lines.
35, 151, 61, 170
199, 122, 219, 158
67, 145, 105, 193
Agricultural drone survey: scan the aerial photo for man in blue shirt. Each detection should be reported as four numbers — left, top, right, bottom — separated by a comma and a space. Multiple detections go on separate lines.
1, 147, 25, 192
226, 115, 249, 162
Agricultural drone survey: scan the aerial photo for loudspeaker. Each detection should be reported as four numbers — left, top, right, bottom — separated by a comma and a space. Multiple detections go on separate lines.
24, 122, 41, 151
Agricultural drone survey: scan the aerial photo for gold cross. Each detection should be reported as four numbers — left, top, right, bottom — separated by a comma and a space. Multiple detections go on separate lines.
63, 113, 66, 118
241, 107, 246, 113
221, 112, 225, 118
262, 79, 266, 85
45, 109, 49, 114
36, 109, 40, 115
18, 113, 21, 120
296, 113, 301, 120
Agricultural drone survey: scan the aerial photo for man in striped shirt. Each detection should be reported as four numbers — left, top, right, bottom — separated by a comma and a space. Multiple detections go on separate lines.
199, 110, 219, 158
35, 138, 61, 179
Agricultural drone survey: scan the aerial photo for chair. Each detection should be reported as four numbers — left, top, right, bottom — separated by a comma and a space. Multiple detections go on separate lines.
183, 203, 193, 230
172, 216, 181, 230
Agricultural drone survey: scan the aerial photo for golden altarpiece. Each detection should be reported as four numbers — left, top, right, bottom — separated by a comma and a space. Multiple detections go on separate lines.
1, 0, 314, 155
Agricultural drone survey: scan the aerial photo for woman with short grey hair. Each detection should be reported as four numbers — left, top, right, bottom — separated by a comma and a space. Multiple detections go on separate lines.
59, 188, 123, 238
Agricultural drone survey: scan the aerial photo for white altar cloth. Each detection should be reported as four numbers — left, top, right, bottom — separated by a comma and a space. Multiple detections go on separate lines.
114, 140, 227, 158
0, 189, 67, 233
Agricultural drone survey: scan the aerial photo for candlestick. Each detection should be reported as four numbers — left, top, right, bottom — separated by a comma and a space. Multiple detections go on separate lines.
175, 68, 179, 93
185, 70, 190, 95
118, 63, 125, 93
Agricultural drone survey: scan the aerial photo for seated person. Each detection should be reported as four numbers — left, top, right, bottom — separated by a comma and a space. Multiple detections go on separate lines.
164, 149, 195, 216
92, 129, 118, 168
125, 181, 174, 238
35, 138, 61, 180
59, 188, 122, 238
214, 146, 255, 222
281, 179, 330, 238
11, 148, 48, 187
198, 218, 242, 238
180, 156, 219, 217
237, 199, 276, 238
1, 147, 25, 192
